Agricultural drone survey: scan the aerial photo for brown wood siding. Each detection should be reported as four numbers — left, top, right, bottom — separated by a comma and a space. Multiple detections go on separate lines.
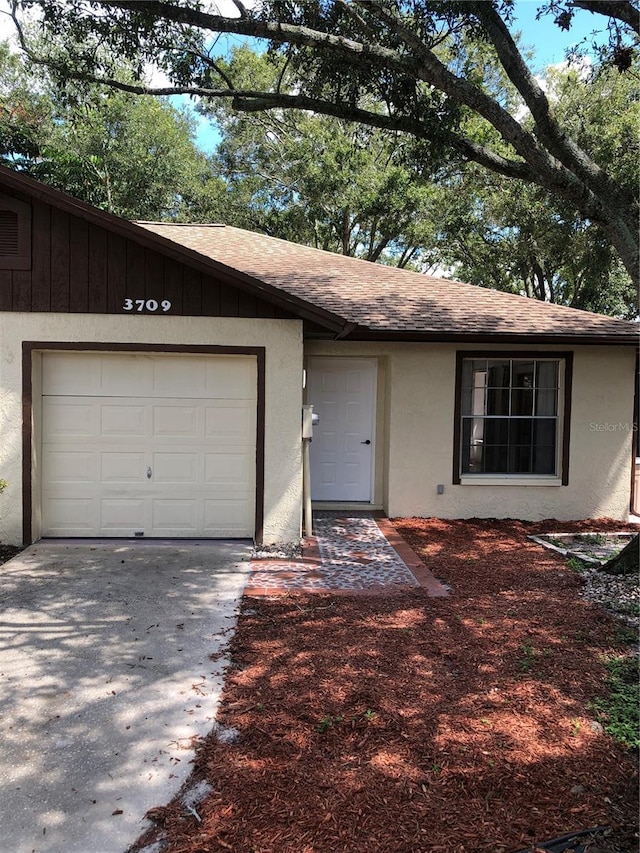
0, 192, 296, 320
30, 201, 50, 311
50, 209, 70, 312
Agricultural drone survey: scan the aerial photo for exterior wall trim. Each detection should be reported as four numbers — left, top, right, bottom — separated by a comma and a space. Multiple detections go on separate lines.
22, 341, 266, 544
344, 331, 638, 346
452, 350, 573, 487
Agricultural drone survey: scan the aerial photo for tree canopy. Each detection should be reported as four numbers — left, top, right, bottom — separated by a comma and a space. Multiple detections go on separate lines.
0, 41, 226, 220
429, 62, 638, 316
8, 0, 639, 296
206, 45, 444, 268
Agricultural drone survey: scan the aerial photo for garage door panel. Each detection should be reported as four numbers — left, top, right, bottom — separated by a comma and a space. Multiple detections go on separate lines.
204, 499, 253, 536
152, 405, 199, 437
151, 500, 199, 533
43, 353, 99, 396
43, 451, 97, 483
152, 358, 207, 398
204, 453, 253, 488
204, 358, 255, 398
100, 354, 153, 395
41, 352, 257, 539
152, 453, 200, 484
44, 499, 97, 533
101, 404, 147, 437
100, 452, 146, 483
205, 403, 254, 440
44, 401, 98, 439
101, 499, 146, 531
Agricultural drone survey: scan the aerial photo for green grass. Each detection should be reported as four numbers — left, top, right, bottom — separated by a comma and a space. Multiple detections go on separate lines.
566, 555, 588, 573
590, 654, 640, 751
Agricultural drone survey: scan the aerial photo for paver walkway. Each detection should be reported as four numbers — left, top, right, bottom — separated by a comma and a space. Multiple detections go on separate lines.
246, 512, 448, 596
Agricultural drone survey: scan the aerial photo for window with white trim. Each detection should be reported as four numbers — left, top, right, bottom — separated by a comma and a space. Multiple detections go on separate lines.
459, 357, 562, 477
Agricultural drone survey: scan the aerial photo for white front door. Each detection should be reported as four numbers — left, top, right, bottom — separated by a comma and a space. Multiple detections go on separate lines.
307, 358, 376, 502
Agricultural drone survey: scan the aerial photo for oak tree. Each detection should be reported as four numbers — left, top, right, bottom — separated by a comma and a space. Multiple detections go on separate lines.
8, 0, 639, 293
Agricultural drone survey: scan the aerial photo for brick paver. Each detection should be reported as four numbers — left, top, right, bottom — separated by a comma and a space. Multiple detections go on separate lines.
246, 513, 449, 596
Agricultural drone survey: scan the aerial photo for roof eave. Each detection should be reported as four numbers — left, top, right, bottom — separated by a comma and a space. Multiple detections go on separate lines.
334, 328, 640, 346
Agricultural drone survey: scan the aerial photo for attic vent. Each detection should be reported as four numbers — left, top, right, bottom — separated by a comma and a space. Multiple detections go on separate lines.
0, 194, 31, 270
0, 210, 20, 256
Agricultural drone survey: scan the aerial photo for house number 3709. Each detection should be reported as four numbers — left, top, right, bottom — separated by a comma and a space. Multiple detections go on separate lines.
123, 298, 172, 312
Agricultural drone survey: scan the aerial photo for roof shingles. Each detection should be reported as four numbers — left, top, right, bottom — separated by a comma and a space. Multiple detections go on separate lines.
137, 222, 638, 341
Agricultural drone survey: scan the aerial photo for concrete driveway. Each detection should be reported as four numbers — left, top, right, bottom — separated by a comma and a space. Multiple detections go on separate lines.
0, 539, 252, 853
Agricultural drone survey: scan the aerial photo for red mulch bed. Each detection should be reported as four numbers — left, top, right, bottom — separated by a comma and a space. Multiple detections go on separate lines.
130, 519, 639, 853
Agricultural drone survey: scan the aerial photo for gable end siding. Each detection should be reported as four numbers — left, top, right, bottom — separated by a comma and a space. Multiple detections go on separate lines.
0, 191, 295, 320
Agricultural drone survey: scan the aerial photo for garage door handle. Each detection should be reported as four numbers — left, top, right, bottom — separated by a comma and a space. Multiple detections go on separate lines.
146, 467, 152, 479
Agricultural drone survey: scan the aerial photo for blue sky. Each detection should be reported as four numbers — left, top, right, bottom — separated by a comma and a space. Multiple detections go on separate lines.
511, 0, 602, 70
191, 1, 603, 154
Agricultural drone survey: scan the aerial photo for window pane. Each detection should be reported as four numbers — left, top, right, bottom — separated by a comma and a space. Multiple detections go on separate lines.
511, 388, 533, 415
536, 361, 558, 389
533, 445, 556, 475
512, 361, 535, 388
462, 417, 485, 473
461, 359, 474, 389
535, 388, 557, 416
462, 361, 488, 415
534, 418, 557, 447
486, 360, 510, 387
509, 444, 532, 474
462, 360, 488, 388
461, 386, 473, 415
486, 387, 509, 415
462, 379, 487, 415
509, 419, 533, 446
470, 359, 488, 376
483, 418, 509, 445
484, 445, 508, 473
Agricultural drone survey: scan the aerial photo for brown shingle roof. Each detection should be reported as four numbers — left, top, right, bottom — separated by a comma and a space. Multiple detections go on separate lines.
1, 165, 633, 342
138, 223, 638, 342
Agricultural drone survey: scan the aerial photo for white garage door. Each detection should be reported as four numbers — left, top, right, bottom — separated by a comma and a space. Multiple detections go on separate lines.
41, 352, 257, 538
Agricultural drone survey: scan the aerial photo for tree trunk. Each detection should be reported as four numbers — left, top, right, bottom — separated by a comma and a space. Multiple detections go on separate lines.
599, 533, 639, 576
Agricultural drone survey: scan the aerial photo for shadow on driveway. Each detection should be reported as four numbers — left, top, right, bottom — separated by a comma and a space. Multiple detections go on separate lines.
0, 540, 251, 853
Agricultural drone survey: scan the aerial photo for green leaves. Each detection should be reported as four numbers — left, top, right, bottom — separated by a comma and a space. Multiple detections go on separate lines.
0, 44, 223, 221
207, 46, 444, 267
591, 654, 640, 751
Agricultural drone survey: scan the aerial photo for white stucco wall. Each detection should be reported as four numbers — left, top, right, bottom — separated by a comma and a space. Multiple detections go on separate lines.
305, 341, 636, 521
0, 313, 303, 545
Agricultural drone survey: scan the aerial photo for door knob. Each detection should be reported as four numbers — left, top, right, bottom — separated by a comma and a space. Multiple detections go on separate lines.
146, 467, 152, 479
361, 439, 371, 445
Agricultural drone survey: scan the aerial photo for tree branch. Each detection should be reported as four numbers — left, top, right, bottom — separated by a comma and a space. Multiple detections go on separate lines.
229, 90, 534, 181
571, 1, 640, 35
470, 1, 633, 209
29, 0, 626, 207
93, 0, 414, 70
10, 0, 639, 285
230, 0, 249, 19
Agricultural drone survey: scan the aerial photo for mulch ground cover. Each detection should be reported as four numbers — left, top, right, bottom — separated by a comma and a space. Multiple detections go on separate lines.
129, 517, 638, 853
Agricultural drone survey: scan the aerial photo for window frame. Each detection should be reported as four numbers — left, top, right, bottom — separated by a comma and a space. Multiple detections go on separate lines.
452, 351, 573, 486
0, 194, 31, 270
